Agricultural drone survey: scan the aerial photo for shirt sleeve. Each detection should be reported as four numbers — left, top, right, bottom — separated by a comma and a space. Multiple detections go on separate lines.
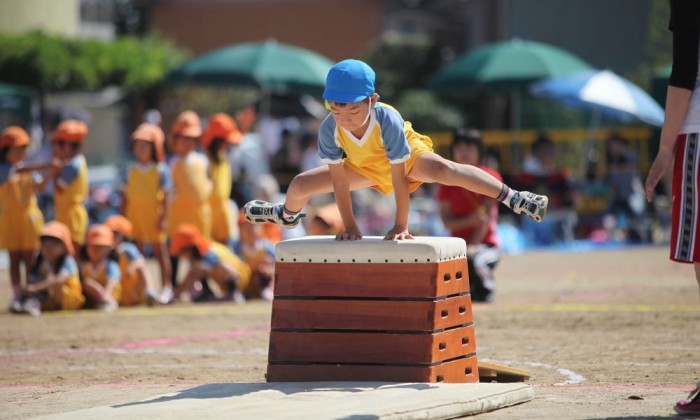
197, 250, 220, 271
669, 0, 700, 90
376, 107, 411, 164
58, 158, 81, 185
116, 164, 129, 192
106, 260, 121, 283
122, 243, 142, 262
318, 115, 343, 164
0, 163, 13, 185
157, 163, 172, 190
59, 256, 79, 278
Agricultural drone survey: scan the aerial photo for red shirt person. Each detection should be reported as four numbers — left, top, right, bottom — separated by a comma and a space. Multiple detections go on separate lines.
437, 128, 501, 302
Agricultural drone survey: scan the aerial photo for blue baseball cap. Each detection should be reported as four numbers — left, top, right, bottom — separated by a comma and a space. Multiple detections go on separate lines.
323, 59, 376, 104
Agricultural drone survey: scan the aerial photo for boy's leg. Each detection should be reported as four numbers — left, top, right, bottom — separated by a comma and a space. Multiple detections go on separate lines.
409, 153, 548, 222
244, 165, 373, 227
8, 251, 22, 310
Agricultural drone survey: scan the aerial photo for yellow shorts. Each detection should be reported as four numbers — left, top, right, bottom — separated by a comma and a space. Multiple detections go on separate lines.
55, 204, 87, 245
0, 207, 43, 252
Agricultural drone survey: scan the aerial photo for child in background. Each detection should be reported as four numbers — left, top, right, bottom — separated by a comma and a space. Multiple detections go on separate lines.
166, 111, 212, 296
307, 204, 344, 236
51, 120, 89, 252
119, 123, 172, 301
105, 215, 158, 307
0, 126, 49, 311
169, 224, 249, 304
232, 212, 275, 300
202, 113, 242, 246
21, 221, 84, 316
244, 60, 548, 240
80, 224, 121, 311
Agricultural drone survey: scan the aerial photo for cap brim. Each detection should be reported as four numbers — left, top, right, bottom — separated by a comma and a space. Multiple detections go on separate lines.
322, 90, 369, 104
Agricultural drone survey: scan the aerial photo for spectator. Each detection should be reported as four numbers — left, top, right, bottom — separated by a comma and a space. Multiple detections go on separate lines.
119, 123, 172, 298
232, 212, 275, 300
169, 224, 249, 304
645, 1, 700, 414
202, 113, 242, 247
20, 222, 84, 316
166, 111, 212, 300
105, 215, 159, 307
80, 224, 121, 311
437, 128, 501, 302
606, 133, 647, 241
0, 126, 51, 312
51, 120, 89, 254
523, 134, 556, 177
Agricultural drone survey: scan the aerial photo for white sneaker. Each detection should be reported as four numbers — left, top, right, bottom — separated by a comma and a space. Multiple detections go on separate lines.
260, 286, 274, 301
22, 298, 41, 317
227, 290, 246, 305
511, 191, 548, 223
9, 299, 22, 313
243, 200, 305, 228
158, 287, 174, 305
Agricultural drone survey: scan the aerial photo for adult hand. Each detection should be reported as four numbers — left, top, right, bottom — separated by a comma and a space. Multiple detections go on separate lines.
336, 226, 363, 241
383, 226, 414, 241
646, 150, 673, 202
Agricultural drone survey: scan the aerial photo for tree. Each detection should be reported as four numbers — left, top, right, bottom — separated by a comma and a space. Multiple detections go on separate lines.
0, 31, 187, 120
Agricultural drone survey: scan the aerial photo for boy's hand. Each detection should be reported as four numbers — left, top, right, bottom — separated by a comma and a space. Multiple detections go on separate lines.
336, 226, 363, 241
384, 226, 414, 241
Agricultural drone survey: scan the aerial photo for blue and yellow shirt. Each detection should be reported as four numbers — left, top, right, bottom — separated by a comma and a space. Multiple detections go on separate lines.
318, 102, 433, 195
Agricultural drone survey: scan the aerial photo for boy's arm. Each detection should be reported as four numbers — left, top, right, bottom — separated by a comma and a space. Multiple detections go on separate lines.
328, 163, 362, 240
386, 162, 413, 240
25, 273, 68, 293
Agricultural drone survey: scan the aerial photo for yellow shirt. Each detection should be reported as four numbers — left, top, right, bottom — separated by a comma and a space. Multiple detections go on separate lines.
121, 162, 169, 243
318, 102, 433, 195
198, 242, 251, 292
170, 152, 212, 205
167, 152, 212, 237
54, 155, 88, 244
82, 258, 122, 302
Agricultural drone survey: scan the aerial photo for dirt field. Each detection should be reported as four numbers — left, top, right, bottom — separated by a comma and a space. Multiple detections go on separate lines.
1, 245, 699, 419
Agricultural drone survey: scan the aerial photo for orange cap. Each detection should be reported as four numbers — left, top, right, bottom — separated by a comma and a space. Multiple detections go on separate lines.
201, 113, 242, 148
169, 224, 211, 256
86, 224, 115, 247
169, 111, 202, 141
105, 215, 133, 238
40, 221, 75, 256
52, 119, 88, 143
0, 126, 30, 148
132, 123, 166, 162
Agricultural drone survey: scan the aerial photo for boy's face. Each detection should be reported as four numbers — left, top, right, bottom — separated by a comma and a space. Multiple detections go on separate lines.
173, 135, 198, 155
328, 94, 377, 132
6, 145, 28, 164
133, 140, 153, 163
86, 244, 111, 263
452, 142, 480, 166
40, 237, 66, 262
51, 140, 70, 159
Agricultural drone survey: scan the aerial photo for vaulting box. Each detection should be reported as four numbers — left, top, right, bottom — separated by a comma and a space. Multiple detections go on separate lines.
266, 236, 478, 383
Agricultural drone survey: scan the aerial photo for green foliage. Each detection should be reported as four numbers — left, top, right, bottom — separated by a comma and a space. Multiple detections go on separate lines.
396, 89, 464, 132
364, 33, 442, 103
0, 30, 187, 93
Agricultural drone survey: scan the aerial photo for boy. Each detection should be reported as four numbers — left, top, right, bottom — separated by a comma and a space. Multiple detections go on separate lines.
244, 59, 548, 240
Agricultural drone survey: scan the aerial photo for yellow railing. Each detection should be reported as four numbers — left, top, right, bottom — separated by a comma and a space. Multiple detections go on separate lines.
426, 126, 655, 178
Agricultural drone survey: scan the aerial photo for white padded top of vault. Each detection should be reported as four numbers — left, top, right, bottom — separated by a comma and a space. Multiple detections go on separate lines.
275, 236, 467, 263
